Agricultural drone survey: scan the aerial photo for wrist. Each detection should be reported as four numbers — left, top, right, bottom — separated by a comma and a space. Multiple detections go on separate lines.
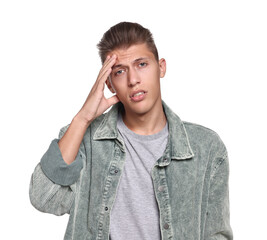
73, 111, 93, 128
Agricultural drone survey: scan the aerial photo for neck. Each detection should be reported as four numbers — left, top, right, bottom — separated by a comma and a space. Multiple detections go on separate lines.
121, 100, 167, 135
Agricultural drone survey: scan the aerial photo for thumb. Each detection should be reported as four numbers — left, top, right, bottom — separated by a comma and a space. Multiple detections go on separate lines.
107, 95, 120, 107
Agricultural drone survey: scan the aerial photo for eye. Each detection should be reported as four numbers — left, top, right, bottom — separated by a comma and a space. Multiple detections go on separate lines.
139, 62, 147, 67
114, 69, 125, 76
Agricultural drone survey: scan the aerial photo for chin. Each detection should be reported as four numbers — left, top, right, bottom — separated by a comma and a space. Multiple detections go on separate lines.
127, 101, 154, 116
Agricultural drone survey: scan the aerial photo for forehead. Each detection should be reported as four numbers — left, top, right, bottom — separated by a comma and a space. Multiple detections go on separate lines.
109, 43, 155, 64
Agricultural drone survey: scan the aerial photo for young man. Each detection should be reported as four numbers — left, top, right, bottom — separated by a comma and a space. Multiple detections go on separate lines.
30, 22, 233, 240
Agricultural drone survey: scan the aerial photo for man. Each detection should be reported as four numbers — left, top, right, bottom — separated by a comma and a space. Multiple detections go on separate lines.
30, 22, 233, 240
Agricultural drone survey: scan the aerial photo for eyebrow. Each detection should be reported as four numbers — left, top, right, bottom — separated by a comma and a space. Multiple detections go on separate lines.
112, 57, 149, 70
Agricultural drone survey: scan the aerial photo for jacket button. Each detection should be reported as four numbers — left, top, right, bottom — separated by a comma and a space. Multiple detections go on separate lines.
114, 170, 118, 174
164, 223, 169, 229
158, 186, 164, 192
105, 207, 108, 211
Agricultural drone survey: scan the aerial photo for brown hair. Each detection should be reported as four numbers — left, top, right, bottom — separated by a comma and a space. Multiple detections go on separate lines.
97, 22, 159, 64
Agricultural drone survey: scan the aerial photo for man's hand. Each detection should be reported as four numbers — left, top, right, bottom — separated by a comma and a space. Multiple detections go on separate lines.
76, 54, 119, 125
58, 54, 119, 165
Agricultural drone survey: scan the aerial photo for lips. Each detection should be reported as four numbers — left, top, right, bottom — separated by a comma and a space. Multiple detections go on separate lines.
130, 90, 147, 102
130, 90, 147, 97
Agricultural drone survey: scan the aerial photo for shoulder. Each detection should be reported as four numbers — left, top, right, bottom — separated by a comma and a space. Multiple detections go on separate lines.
182, 121, 229, 177
183, 121, 220, 139
182, 121, 227, 156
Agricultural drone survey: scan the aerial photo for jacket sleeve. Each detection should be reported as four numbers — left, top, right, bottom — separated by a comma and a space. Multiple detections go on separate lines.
29, 126, 85, 216
204, 149, 233, 240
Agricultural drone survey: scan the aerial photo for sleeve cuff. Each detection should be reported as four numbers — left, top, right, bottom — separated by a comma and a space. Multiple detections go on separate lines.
40, 139, 83, 186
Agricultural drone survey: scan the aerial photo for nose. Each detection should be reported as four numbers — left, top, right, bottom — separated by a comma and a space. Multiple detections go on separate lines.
127, 68, 140, 87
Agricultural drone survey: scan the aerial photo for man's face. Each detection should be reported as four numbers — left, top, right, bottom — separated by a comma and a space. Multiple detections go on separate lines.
106, 43, 166, 117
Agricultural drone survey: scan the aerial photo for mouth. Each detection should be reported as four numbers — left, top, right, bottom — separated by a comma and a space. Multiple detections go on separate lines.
130, 90, 147, 102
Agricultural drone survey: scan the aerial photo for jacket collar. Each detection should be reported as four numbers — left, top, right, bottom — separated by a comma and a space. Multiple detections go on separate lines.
93, 101, 194, 162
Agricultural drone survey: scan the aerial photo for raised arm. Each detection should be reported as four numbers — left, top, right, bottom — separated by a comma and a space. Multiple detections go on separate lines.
29, 54, 119, 215
58, 54, 119, 164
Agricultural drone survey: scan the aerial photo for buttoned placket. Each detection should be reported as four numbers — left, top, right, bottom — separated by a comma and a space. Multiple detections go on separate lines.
151, 157, 174, 240
96, 140, 126, 240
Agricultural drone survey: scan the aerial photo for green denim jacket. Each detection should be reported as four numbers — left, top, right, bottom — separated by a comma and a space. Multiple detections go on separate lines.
29, 101, 233, 240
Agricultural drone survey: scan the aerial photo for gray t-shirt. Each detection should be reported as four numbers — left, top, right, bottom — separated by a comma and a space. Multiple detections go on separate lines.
109, 112, 169, 240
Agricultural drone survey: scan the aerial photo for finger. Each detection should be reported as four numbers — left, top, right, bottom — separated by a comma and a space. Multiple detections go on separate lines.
105, 55, 111, 61
97, 66, 113, 87
101, 55, 111, 69
102, 54, 115, 69
106, 95, 120, 107
92, 55, 116, 94
91, 67, 112, 95
98, 56, 116, 80
98, 55, 117, 80
91, 56, 114, 92
97, 68, 113, 91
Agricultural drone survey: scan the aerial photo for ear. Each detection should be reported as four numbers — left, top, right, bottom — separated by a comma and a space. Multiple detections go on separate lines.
158, 58, 166, 78
105, 78, 116, 93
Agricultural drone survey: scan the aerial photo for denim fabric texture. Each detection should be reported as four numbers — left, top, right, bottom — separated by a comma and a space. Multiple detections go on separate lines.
29, 101, 233, 240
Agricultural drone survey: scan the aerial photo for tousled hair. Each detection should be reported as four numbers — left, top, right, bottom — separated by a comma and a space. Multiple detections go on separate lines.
97, 22, 159, 64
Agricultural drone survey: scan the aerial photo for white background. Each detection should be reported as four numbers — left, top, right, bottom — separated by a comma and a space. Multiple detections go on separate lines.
0, 0, 266, 239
